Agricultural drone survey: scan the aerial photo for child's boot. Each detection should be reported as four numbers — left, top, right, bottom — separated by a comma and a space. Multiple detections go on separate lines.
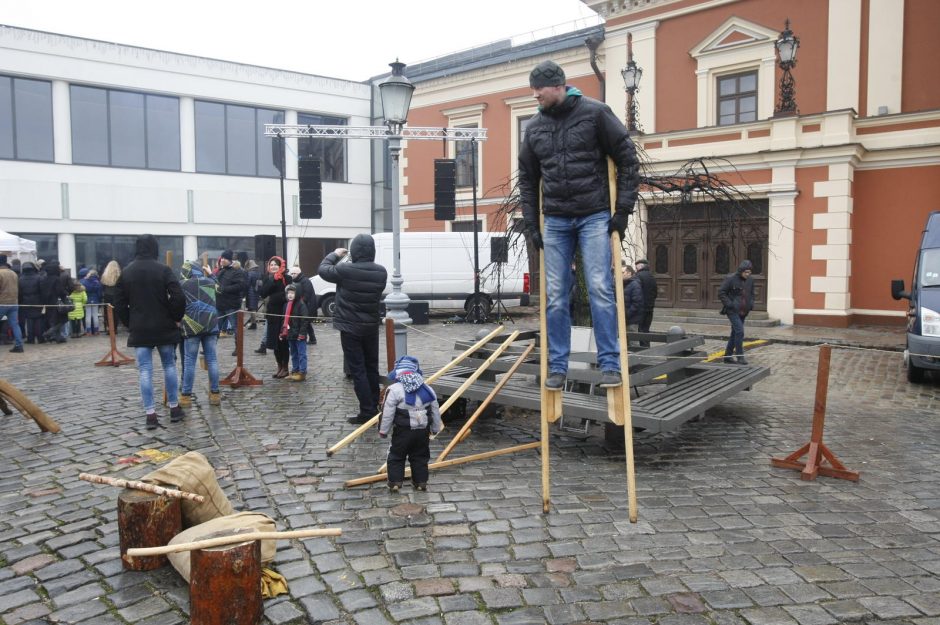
388, 482, 402, 493
208, 391, 221, 405
414, 483, 428, 492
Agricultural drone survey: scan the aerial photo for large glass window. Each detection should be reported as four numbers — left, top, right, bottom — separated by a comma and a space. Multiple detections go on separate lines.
196, 101, 283, 177
11, 233, 57, 262
75, 234, 183, 274
0, 76, 54, 162
297, 113, 347, 182
717, 71, 757, 126
70, 85, 180, 170
455, 124, 478, 188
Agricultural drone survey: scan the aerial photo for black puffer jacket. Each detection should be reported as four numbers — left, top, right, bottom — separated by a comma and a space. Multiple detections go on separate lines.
318, 234, 387, 336
17, 262, 44, 319
518, 90, 640, 221
718, 267, 755, 318
635, 266, 658, 313
39, 261, 69, 306
113, 234, 185, 347
216, 264, 247, 311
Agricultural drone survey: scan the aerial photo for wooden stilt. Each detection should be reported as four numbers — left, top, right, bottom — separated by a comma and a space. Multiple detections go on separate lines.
95, 306, 134, 367
385, 317, 396, 372
345, 442, 540, 487
607, 159, 639, 523
0, 379, 61, 433
436, 343, 535, 463
118, 488, 182, 570
538, 207, 558, 514
190, 531, 262, 625
126, 528, 342, 557
221, 311, 262, 388
771, 344, 860, 482
327, 325, 505, 457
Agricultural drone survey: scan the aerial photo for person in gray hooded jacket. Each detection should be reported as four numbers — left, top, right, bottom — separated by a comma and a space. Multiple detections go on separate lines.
318, 234, 388, 424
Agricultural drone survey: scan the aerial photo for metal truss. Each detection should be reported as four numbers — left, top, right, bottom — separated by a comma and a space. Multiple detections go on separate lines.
264, 124, 488, 141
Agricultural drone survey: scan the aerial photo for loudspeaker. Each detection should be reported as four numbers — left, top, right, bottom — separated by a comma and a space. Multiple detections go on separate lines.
272, 134, 284, 175
254, 235, 277, 263
434, 159, 456, 221
490, 236, 508, 264
299, 158, 322, 219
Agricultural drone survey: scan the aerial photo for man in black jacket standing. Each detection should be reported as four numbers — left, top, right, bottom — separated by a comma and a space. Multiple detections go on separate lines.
634, 259, 658, 347
215, 250, 246, 337
718, 260, 755, 365
518, 59, 640, 390
114, 234, 186, 430
319, 234, 388, 424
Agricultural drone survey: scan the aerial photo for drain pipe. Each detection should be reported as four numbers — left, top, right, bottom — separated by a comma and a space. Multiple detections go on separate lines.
585, 34, 606, 102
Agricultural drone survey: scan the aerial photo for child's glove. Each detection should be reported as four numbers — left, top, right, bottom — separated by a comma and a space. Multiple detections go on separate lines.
378, 431, 387, 438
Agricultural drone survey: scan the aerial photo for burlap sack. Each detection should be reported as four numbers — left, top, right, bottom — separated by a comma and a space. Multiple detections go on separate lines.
167, 511, 277, 582
141, 451, 233, 526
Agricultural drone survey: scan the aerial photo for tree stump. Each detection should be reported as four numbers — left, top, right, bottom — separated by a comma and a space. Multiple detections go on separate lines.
118, 487, 182, 571
190, 529, 262, 625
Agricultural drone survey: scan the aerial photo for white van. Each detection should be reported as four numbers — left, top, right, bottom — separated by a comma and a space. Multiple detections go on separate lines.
312, 232, 530, 317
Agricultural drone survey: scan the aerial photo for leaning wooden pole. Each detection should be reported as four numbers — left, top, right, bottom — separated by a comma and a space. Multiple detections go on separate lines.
385, 317, 396, 372
0, 379, 61, 433
326, 325, 506, 456
437, 343, 535, 463
608, 159, 639, 523
126, 528, 343, 557
538, 207, 556, 514
345, 442, 540, 488
79, 473, 206, 502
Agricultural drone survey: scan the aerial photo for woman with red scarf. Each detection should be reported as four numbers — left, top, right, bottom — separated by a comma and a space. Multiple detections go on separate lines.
259, 256, 292, 378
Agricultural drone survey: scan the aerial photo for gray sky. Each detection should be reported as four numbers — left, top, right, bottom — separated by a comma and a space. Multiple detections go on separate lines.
2, 0, 601, 81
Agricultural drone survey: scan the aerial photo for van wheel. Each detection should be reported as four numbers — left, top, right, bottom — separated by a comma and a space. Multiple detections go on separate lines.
464, 293, 492, 321
320, 295, 336, 318
907, 361, 926, 383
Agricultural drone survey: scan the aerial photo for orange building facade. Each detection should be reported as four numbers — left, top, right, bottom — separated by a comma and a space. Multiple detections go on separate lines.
397, 0, 940, 327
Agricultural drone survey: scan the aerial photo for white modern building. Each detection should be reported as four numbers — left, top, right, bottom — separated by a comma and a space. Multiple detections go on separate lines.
0, 25, 374, 273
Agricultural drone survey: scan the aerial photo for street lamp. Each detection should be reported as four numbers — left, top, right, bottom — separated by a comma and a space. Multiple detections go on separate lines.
378, 60, 416, 357
774, 18, 800, 117
621, 34, 643, 133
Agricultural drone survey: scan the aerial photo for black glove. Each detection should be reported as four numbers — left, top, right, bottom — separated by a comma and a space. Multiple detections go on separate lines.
525, 226, 544, 250
608, 211, 630, 240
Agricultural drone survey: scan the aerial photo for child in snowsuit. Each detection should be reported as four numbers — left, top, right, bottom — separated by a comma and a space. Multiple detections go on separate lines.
379, 355, 442, 492
68, 282, 87, 337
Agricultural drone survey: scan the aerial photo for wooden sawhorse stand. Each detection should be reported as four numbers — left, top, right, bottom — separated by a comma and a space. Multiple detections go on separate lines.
771, 344, 859, 482
95, 306, 134, 367
221, 311, 262, 388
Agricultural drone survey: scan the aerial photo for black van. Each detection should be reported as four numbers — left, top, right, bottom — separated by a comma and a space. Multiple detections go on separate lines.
891, 210, 940, 382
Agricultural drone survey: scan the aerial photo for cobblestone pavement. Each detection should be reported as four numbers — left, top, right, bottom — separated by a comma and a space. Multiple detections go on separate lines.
1, 318, 938, 625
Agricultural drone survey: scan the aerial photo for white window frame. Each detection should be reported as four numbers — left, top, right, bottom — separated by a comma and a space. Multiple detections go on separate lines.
441, 103, 486, 202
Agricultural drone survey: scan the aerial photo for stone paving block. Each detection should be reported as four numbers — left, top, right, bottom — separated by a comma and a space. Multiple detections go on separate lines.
0, 589, 41, 614
299, 593, 341, 621
702, 589, 754, 609
3, 601, 51, 625
10, 553, 56, 576
443, 611, 493, 625
857, 595, 922, 619
48, 596, 111, 623
658, 615, 711, 625
437, 593, 479, 613
51, 581, 106, 608
264, 599, 306, 624
738, 606, 798, 625
353, 608, 394, 625
581, 599, 637, 620
386, 596, 439, 621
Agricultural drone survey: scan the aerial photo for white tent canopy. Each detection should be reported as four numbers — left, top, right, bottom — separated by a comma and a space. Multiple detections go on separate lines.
0, 229, 37, 261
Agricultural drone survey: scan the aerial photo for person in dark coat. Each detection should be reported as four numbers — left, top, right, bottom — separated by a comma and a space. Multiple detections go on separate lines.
245, 260, 262, 330
622, 264, 644, 348
215, 250, 246, 337
518, 59, 640, 391
0, 255, 23, 352
39, 260, 69, 343
634, 259, 658, 347
258, 256, 292, 378
17, 261, 43, 344
319, 234, 388, 424
718, 259, 755, 365
113, 234, 186, 430
288, 265, 317, 345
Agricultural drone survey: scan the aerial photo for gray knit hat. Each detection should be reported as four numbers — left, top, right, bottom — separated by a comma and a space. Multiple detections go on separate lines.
529, 60, 566, 88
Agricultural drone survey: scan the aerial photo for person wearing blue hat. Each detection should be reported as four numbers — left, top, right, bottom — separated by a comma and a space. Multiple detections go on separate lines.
378, 355, 442, 492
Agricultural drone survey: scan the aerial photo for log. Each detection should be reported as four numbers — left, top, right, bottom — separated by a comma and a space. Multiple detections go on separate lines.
79, 472, 206, 502
126, 528, 343, 556
190, 529, 262, 625
119, 488, 181, 570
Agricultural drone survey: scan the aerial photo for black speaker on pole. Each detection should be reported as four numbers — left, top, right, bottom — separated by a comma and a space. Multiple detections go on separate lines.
490, 236, 508, 264
434, 159, 456, 221
299, 158, 322, 219
254, 235, 277, 263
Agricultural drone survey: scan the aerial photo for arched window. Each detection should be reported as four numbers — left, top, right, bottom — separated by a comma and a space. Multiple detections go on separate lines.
655, 245, 669, 274
683, 244, 698, 275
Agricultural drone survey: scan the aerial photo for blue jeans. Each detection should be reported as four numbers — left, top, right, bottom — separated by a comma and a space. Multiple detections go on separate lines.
182, 334, 219, 395
725, 314, 746, 356
84, 303, 99, 333
543, 211, 619, 373
289, 339, 307, 373
0, 306, 23, 348
136, 344, 179, 412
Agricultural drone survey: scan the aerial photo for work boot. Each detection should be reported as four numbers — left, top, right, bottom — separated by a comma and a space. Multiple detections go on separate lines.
347, 413, 371, 425
209, 391, 221, 405
145, 413, 159, 430
388, 482, 402, 493
9, 345, 23, 353
170, 405, 185, 423
272, 366, 289, 379
254, 346, 267, 355
178, 394, 192, 408
722, 354, 735, 364
290, 372, 306, 381
737, 356, 749, 365
413, 483, 428, 492
544, 372, 566, 390
598, 371, 622, 388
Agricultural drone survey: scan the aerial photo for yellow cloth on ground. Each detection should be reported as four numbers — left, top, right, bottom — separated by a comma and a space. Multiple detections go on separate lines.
261, 568, 289, 598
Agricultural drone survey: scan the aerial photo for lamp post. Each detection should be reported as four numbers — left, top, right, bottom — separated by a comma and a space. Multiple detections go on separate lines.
621, 33, 643, 134
774, 18, 800, 117
378, 60, 416, 357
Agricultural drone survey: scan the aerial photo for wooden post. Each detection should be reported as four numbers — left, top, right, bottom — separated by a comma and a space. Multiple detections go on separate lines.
221, 311, 262, 388
386, 317, 396, 372
190, 530, 262, 625
118, 488, 182, 571
538, 205, 559, 514
771, 344, 860, 482
95, 306, 134, 367
0, 379, 61, 433
607, 159, 639, 523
